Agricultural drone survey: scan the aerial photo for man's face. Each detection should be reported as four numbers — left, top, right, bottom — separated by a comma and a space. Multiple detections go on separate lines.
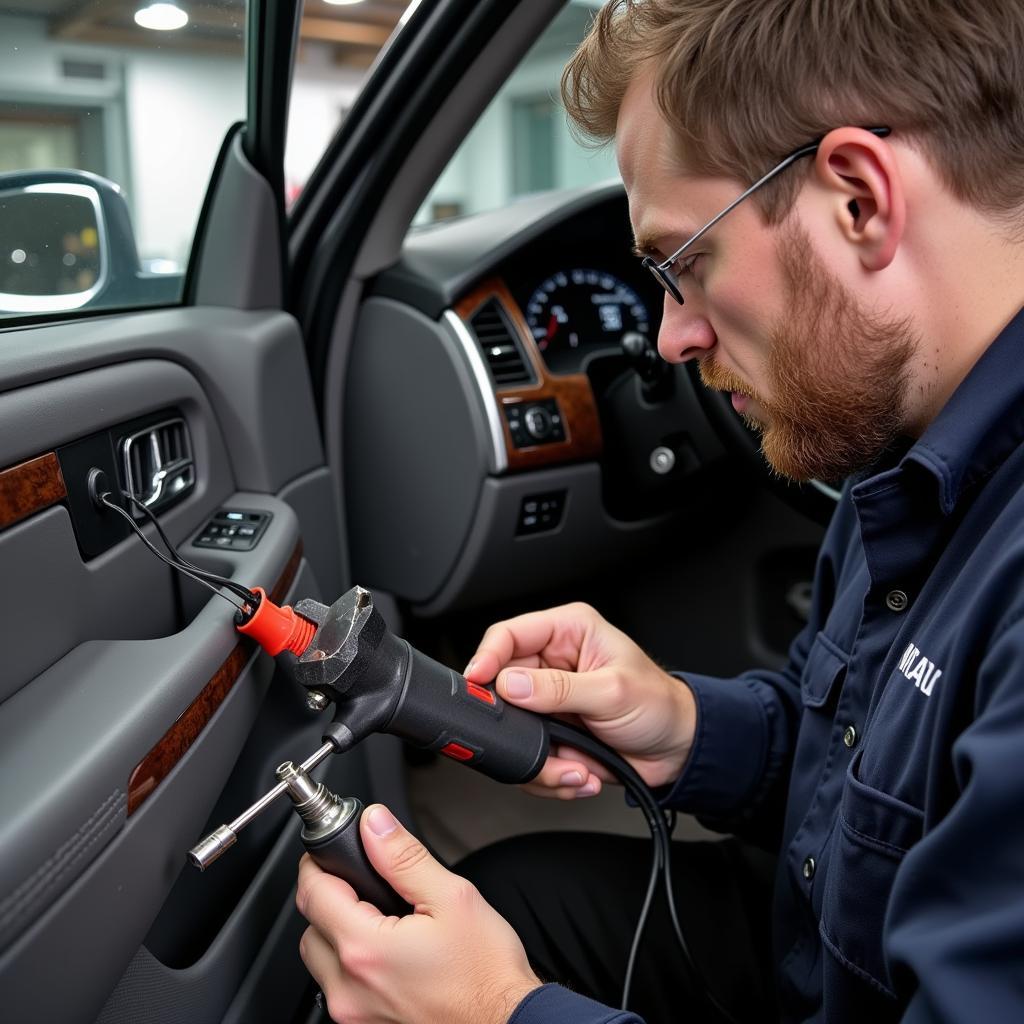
700, 220, 917, 481
616, 71, 918, 482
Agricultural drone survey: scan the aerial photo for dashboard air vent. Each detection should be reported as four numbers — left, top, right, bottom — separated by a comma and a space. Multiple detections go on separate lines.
469, 300, 534, 388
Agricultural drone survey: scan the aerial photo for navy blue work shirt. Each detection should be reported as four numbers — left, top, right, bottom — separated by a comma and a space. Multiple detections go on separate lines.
512, 308, 1024, 1024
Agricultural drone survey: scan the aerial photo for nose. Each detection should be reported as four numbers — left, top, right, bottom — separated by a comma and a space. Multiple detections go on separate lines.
656, 293, 717, 364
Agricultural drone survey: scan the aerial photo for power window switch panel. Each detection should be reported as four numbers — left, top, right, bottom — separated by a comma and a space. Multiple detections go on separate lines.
516, 491, 566, 536
193, 508, 272, 551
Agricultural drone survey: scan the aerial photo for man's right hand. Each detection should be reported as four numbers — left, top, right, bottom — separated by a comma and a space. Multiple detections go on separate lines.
465, 603, 697, 800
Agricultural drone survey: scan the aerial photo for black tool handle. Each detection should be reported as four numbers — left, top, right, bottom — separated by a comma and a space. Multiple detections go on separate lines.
384, 640, 550, 784
302, 798, 410, 917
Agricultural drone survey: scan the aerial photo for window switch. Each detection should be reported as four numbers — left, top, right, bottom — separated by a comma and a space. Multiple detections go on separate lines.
516, 491, 566, 535
193, 509, 272, 551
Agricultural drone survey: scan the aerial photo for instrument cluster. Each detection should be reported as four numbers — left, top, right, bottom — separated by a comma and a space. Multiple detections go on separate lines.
520, 267, 653, 374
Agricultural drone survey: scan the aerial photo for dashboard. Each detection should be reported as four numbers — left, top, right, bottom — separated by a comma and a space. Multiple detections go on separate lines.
351, 183, 725, 612
379, 185, 666, 474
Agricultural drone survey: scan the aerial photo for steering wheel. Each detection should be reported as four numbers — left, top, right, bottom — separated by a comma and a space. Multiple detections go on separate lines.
683, 362, 840, 525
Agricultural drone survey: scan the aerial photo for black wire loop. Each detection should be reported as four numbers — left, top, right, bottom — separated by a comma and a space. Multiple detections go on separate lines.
122, 493, 259, 605
546, 720, 740, 1023
98, 492, 255, 613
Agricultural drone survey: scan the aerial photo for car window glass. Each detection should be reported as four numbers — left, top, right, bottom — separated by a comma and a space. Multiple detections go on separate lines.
285, 0, 419, 210
413, 0, 619, 227
0, 0, 247, 321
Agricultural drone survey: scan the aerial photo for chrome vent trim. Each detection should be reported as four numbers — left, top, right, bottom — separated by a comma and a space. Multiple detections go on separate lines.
441, 310, 508, 474
120, 416, 195, 512
469, 300, 534, 387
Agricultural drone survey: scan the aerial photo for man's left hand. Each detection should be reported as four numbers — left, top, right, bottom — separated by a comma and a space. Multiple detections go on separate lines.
296, 804, 542, 1024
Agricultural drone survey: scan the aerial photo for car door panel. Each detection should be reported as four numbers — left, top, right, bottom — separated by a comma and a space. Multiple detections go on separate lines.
0, 306, 359, 1022
0, 4, 389, 1017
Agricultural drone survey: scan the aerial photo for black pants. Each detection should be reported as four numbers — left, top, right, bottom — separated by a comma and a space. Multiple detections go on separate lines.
458, 832, 777, 1024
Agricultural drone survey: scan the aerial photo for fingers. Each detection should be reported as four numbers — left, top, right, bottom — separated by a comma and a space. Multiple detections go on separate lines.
298, 925, 341, 1006
296, 854, 381, 944
521, 774, 603, 800
528, 755, 600, 799
556, 746, 617, 783
359, 805, 465, 914
296, 854, 357, 941
464, 620, 546, 684
495, 664, 625, 719
522, 744, 615, 799
465, 605, 595, 683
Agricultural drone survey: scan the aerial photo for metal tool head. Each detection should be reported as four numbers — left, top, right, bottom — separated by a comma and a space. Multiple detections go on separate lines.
294, 586, 386, 696
276, 760, 357, 843
187, 741, 337, 872
188, 825, 237, 871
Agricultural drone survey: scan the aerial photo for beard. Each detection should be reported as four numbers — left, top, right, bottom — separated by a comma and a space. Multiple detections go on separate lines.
699, 220, 918, 483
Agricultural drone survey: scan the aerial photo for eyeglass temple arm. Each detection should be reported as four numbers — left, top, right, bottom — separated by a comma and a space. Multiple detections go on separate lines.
656, 126, 890, 271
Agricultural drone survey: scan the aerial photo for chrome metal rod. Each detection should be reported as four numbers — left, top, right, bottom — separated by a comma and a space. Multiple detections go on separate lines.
227, 740, 335, 833
301, 740, 337, 774
189, 741, 336, 870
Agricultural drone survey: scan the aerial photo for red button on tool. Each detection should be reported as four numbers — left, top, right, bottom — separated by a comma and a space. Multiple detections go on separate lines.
441, 742, 475, 762
466, 682, 496, 706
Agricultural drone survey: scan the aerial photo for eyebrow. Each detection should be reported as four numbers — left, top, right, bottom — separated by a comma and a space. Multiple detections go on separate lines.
632, 233, 664, 260
632, 238, 659, 259
631, 225, 697, 262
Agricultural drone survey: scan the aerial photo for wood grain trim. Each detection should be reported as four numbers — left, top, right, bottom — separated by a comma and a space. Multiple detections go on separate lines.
0, 452, 67, 531
126, 538, 305, 816
455, 279, 603, 472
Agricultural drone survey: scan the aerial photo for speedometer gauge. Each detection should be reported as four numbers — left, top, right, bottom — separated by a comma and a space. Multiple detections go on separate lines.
525, 269, 650, 373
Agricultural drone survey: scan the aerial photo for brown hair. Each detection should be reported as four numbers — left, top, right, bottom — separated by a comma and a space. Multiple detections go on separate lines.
562, 0, 1024, 223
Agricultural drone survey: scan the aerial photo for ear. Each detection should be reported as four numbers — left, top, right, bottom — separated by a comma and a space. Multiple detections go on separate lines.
813, 127, 905, 271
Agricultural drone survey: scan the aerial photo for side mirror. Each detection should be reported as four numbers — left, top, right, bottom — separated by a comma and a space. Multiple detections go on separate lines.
0, 169, 178, 315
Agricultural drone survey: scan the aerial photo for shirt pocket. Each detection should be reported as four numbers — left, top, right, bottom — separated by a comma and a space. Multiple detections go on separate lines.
800, 631, 848, 709
819, 749, 924, 1010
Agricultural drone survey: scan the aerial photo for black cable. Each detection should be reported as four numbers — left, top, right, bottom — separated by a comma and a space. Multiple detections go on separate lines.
546, 720, 741, 1024
98, 494, 249, 614
122, 492, 259, 605
621, 830, 661, 1008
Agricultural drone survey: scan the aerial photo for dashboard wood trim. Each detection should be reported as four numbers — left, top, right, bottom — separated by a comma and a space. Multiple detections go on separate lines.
126, 539, 304, 816
0, 452, 68, 532
455, 279, 602, 471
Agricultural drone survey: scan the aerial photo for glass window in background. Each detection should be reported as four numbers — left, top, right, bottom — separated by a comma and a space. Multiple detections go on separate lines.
414, 0, 618, 228
0, 0, 247, 320
285, 0, 419, 209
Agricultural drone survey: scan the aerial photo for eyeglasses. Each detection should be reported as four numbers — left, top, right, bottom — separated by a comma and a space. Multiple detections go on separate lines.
641, 127, 891, 304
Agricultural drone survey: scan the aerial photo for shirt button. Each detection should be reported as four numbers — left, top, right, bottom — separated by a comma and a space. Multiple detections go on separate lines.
885, 589, 909, 612
843, 725, 858, 748
802, 856, 816, 881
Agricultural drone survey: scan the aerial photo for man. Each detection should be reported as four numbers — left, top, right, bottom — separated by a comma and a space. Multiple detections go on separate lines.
294, 1, 1024, 1021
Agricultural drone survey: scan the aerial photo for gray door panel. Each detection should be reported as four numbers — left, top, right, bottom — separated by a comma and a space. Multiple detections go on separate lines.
0, 307, 323, 494
191, 133, 284, 312
0, 495, 304, 1017
0, 312, 351, 1021
0, 359, 234, 696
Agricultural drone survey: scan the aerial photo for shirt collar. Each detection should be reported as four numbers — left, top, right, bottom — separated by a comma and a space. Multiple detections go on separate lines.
901, 305, 1024, 515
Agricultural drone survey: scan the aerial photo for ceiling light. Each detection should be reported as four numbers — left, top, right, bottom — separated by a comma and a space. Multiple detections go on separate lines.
134, 3, 189, 30
323, 0, 367, 6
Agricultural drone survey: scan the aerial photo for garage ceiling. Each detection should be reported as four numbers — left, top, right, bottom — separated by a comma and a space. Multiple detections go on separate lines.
0, 1, 407, 63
